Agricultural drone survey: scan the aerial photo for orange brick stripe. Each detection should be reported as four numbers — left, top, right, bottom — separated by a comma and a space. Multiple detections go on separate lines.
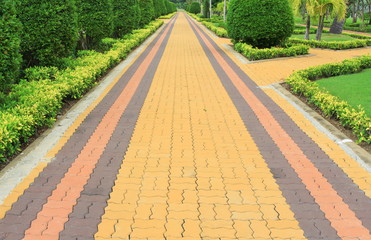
186, 15, 371, 240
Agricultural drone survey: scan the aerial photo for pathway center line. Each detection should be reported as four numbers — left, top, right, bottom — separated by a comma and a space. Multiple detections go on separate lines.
22, 18, 175, 240
187, 15, 371, 239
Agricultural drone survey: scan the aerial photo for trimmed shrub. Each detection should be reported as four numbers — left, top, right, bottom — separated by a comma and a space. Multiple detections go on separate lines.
139, 0, 155, 27
202, 21, 228, 37
234, 43, 309, 61
0, 20, 164, 160
286, 55, 371, 143
77, 0, 114, 50
112, 0, 140, 38
189, 2, 201, 14
153, 0, 163, 18
18, 0, 78, 67
0, 0, 21, 92
288, 38, 370, 50
227, 0, 294, 48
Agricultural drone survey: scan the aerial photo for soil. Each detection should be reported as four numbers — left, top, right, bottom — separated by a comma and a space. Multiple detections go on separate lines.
282, 82, 371, 155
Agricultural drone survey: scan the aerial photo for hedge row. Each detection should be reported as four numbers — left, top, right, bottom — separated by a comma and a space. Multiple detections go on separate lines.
0, 20, 163, 160
234, 43, 309, 61
286, 55, 371, 143
202, 22, 229, 38
287, 38, 371, 50
187, 13, 228, 38
159, 12, 177, 19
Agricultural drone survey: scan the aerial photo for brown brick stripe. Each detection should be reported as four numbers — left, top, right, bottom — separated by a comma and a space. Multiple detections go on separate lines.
59, 16, 178, 240
186, 14, 371, 239
0, 16, 177, 240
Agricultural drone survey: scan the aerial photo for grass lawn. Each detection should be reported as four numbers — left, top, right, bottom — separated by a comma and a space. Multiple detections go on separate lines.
291, 33, 356, 41
316, 68, 371, 117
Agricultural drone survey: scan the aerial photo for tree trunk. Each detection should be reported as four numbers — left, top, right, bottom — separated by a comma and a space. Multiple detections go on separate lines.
316, 15, 324, 41
305, 15, 311, 40
329, 17, 345, 34
209, 0, 212, 17
353, 2, 358, 23
223, 0, 226, 22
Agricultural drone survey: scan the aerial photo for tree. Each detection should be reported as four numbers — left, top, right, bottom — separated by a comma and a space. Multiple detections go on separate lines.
153, 0, 164, 17
306, 0, 347, 40
202, 0, 210, 17
189, 1, 201, 13
0, 0, 21, 91
291, 0, 311, 40
77, 0, 114, 49
112, 0, 140, 38
19, 0, 78, 66
139, 0, 155, 26
227, 0, 294, 48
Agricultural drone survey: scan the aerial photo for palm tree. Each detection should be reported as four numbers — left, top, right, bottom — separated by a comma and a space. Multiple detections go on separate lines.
306, 0, 347, 40
291, 0, 312, 40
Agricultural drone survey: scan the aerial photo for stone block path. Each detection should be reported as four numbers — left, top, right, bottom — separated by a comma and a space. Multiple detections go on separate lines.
0, 12, 370, 240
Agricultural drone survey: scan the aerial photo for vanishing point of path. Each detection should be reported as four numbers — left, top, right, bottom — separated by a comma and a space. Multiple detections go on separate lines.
1, 13, 371, 240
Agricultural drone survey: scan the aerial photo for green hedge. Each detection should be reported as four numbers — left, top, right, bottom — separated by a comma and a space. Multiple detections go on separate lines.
112, 0, 141, 38
234, 43, 309, 61
202, 21, 228, 38
288, 38, 370, 50
139, 0, 155, 26
286, 55, 371, 143
0, 20, 163, 161
159, 12, 177, 19
0, 0, 21, 92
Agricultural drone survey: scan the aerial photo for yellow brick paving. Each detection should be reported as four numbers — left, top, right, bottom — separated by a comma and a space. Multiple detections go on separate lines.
197, 22, 371, 199
264, 89, 371, 198
95, 14, 305, 240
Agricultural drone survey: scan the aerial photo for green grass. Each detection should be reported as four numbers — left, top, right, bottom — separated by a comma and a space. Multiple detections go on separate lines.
317, 68, 371, 117
291, 33, 356, 41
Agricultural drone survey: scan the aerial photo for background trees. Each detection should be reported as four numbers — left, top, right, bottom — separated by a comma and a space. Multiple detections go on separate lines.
189, 2, 201, 14
113, 0, 141, 38
18, 0, 78, 66
227, 0, 294, 48
0, 0, 21, 92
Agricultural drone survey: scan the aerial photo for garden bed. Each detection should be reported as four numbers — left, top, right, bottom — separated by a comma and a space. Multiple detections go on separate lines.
0, 20, 164, 162
285, 55, 371, 144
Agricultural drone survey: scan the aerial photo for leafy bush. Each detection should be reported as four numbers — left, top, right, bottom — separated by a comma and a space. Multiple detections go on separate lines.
159, 12, 176, 19
202, 21, 228, 37
153, 0, 163, 18
0, 0, 21, 92
234, 43, 309, 61
288, 38, 370, 50
139, 0, 155, 27
112, 0, 141, 38
0, 20, 163, 160
18, 0, 78, 67
77, 0, 114, 50
286, 55, 371, 143
189, 2, 201, 14
227, 0, 294, 48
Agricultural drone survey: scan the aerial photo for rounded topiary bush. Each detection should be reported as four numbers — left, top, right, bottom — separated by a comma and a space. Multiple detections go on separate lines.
189, 2, 201, 14
112, 0, 140, 38
139, 0, 155, 27
227, 0, 294, 49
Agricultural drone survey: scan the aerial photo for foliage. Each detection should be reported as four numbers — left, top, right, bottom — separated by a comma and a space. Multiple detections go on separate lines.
159, 12, 177, 19
77, 0, 114, 49
0, 20, 163, 160
112, 0, 141, 38
18, 0, 78, 67
189, 2, 201, 14
227, 0, 294, 48
288, 37, 371, 49
202, 0, 210, 18
153, 0, 164, 18
202, 21, 228, 37
0, 0, 21, 92
139, 0, 155, 26
286, 55, 371, 143
234, 43, 310, 61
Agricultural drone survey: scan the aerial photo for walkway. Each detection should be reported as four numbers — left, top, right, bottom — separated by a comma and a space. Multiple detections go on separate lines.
0, 12, 371, 240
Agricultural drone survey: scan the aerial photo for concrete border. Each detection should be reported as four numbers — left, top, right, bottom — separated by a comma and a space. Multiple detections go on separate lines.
0, 23, 166, 205
271, 83, 371, 172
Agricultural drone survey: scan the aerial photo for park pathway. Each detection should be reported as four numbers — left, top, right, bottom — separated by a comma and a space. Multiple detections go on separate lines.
0, 12, 371, 240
